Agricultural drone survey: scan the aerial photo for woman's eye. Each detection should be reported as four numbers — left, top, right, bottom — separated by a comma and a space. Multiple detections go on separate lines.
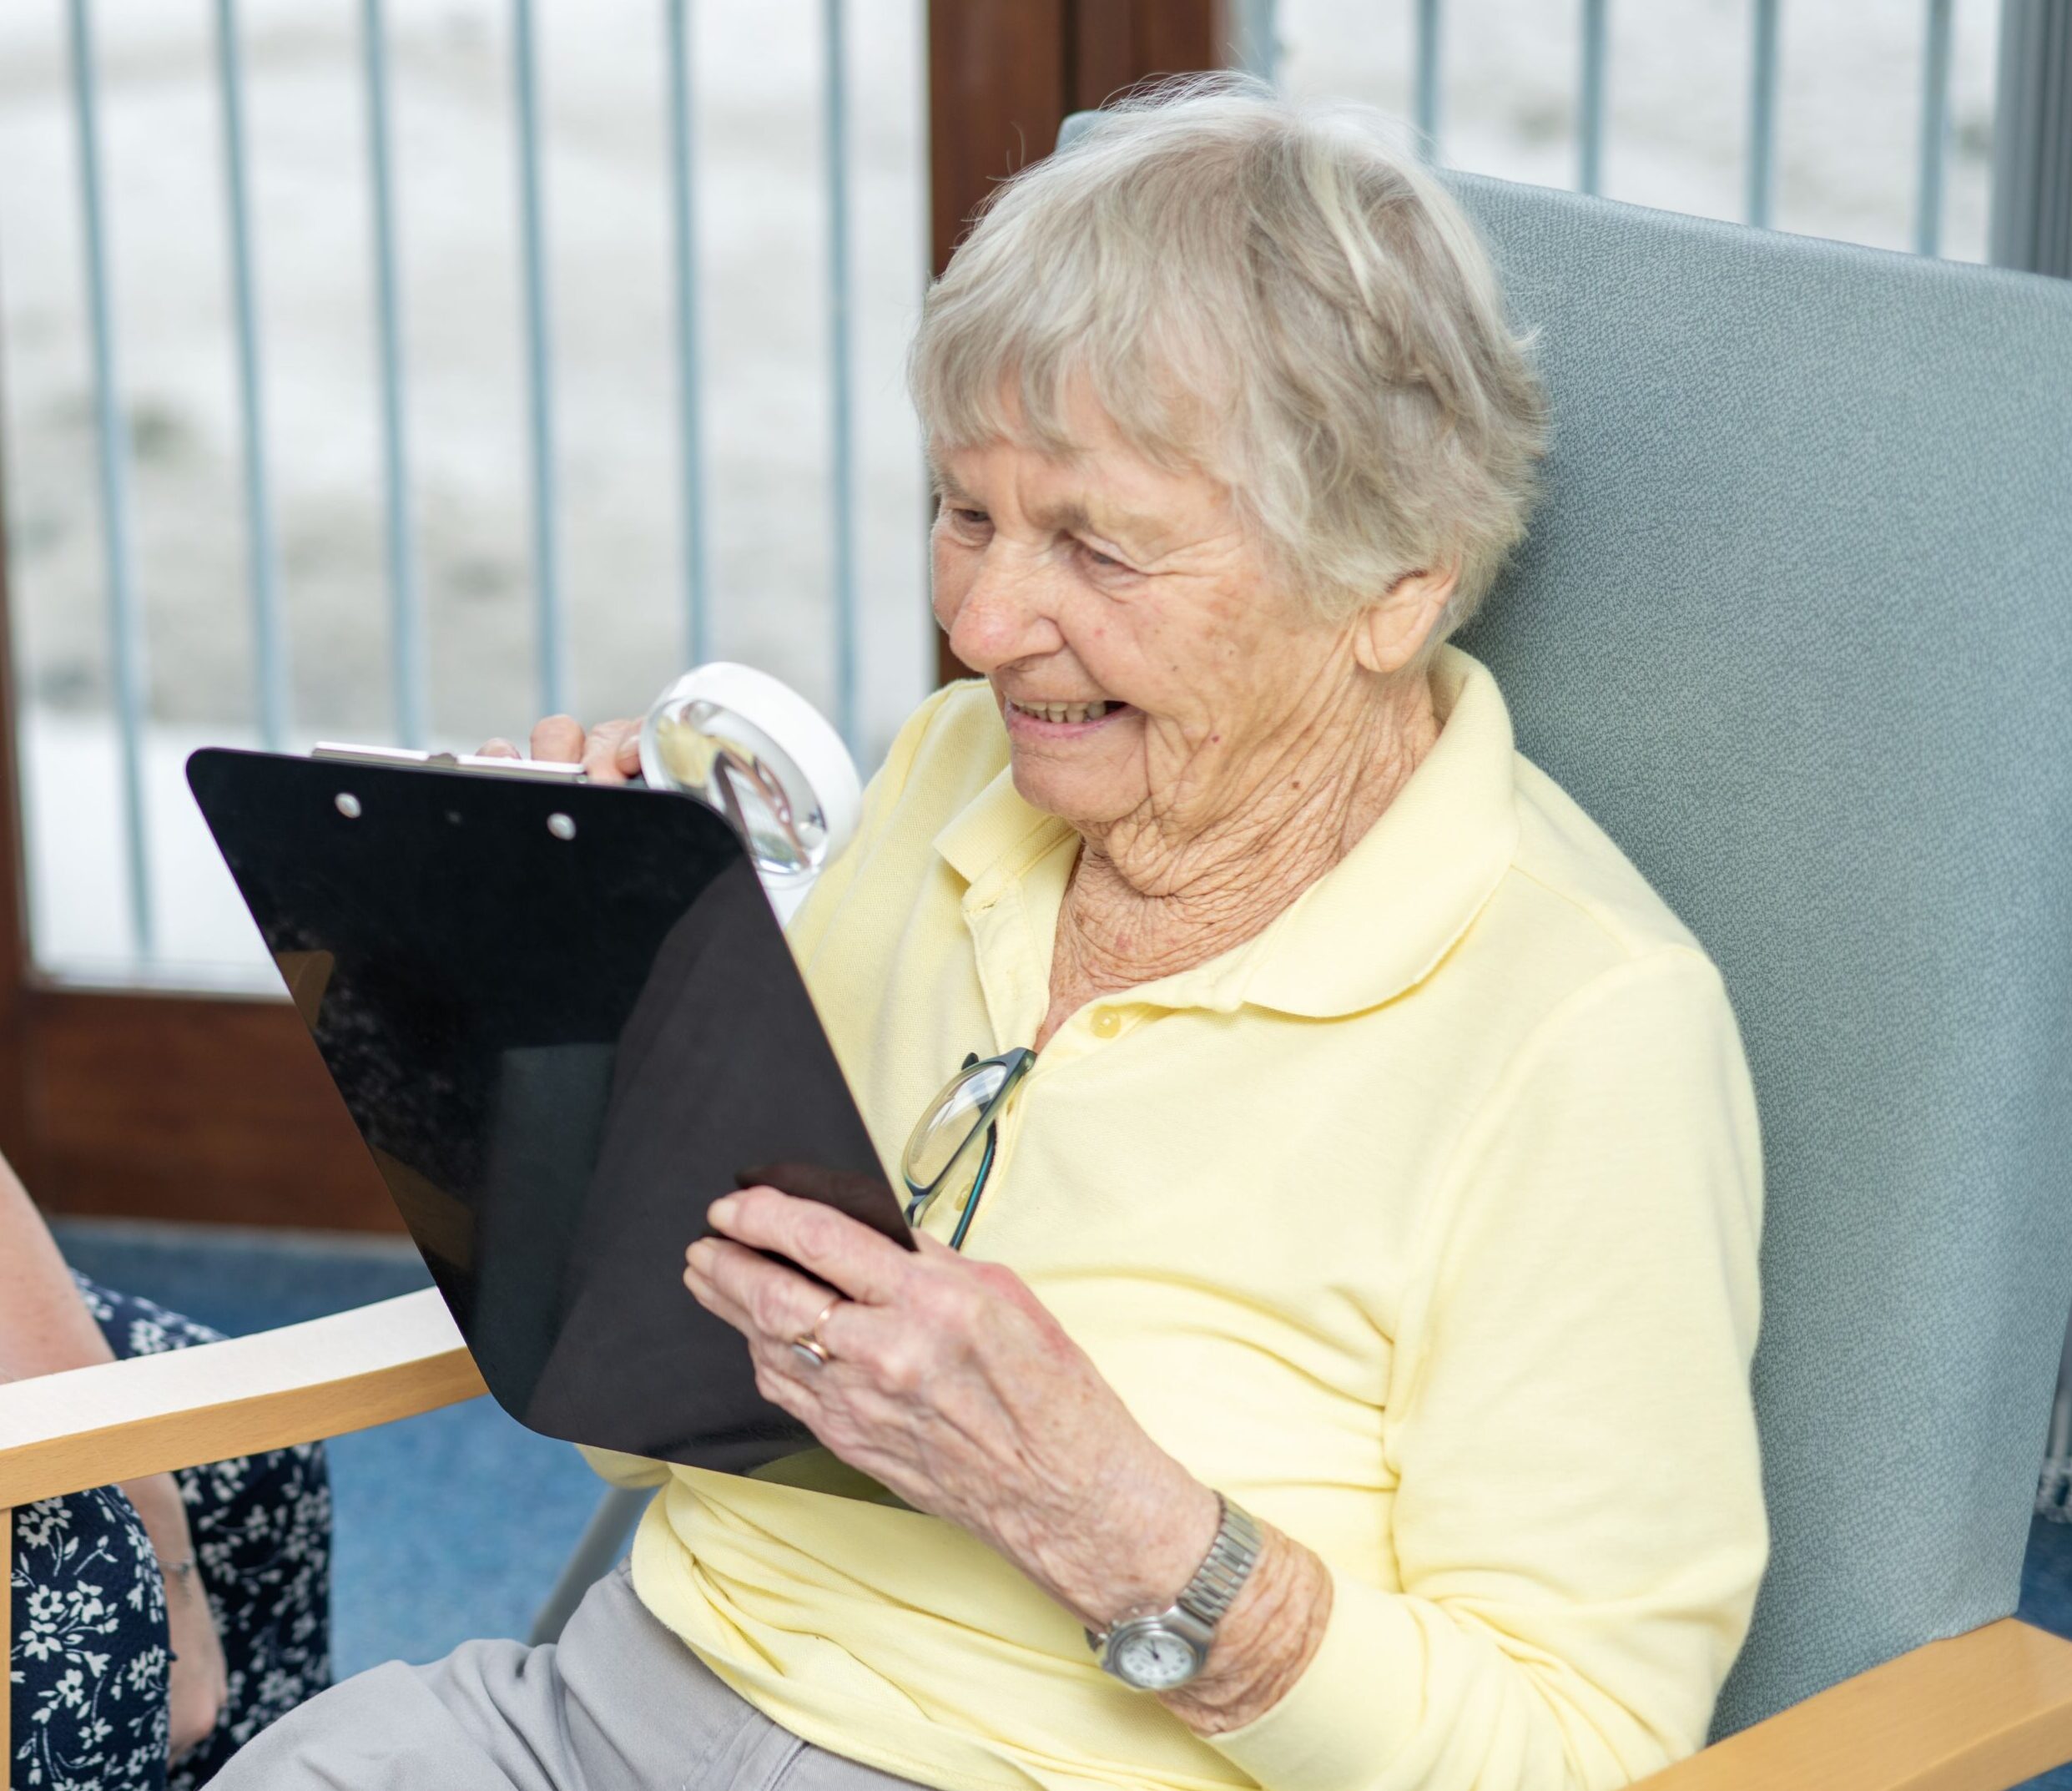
947, 507, 989, 531
1080, 541, 1126, 571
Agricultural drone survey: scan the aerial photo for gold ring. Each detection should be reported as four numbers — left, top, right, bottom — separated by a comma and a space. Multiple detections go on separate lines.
789, 1297, 844, 1370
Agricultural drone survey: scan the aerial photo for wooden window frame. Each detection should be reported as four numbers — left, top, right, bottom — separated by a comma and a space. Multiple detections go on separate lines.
0, 0, 1225, 1230
930, 0, 1232, 685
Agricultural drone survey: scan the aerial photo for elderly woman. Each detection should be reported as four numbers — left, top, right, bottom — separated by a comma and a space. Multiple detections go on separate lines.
215, 81, 1766, 1791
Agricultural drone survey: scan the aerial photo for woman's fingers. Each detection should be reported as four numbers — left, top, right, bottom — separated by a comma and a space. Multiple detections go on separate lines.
579, 717, 643, 786
686, 1233, 840, 1347
706, 1188, 913, 1305
683, 1239, 864, 1393
686, 1242, 932, 1476
476, 715, 643, 781
529, 714, 586, 764
683, 1244, 768, 1340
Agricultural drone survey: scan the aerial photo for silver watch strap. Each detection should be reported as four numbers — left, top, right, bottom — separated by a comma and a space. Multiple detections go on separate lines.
1088, 1494, 1263, 1651
1175, 1495, 1263, 1628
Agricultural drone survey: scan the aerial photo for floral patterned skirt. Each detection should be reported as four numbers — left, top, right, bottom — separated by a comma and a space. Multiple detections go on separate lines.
8, 1274, 332, 1790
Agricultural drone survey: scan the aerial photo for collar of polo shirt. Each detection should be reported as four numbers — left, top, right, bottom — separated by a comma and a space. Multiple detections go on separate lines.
931, 645, 1522, 1024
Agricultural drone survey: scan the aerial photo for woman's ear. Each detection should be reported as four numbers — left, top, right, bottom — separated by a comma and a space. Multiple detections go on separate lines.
1354, 566, 1459, 676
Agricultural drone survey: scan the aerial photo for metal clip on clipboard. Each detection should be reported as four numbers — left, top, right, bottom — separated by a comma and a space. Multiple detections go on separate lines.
313, 663, 864, 921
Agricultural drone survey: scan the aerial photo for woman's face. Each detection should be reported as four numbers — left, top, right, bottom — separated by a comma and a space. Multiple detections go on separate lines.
931, 400, 1374, 857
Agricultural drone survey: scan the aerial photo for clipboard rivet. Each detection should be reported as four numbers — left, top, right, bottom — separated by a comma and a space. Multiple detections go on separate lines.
335, 793, 362, 820
547, 813, 577, 841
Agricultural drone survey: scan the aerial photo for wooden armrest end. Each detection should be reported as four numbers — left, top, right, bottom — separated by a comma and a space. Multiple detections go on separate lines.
0, 1288, 487, 1507
1636, 1617, 2072, 1791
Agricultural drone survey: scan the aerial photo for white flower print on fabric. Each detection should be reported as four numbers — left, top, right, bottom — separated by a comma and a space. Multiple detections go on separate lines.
8, 1485, 169, 1790
9, 1275, 331, 1790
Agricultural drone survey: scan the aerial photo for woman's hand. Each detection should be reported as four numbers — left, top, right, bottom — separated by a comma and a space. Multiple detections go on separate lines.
683, 1187, 1221, 1634
124, 1469, 228, 1764
684, 1188, 1333, 1730
164, 1555, 229, 1763
476, 716, 642, 785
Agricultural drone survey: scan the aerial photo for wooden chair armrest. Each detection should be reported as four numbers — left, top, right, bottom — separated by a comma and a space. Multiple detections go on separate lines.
1636, 1617, 2072, 1791
0, 1287, 487, 1507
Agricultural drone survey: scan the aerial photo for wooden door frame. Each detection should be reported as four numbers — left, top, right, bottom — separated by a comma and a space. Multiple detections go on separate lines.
0, 0, 1228, 1232
929, 0, 1232, 685
930, 0, 1231, 282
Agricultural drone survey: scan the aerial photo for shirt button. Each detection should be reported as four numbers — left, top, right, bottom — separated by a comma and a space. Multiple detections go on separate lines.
1090, 1008, 1122, 1038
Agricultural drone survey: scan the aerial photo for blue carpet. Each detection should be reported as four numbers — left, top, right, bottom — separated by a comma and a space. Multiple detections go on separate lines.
2019, 1516, 2072, 1788
51, 1219, 618, 1678
48, 1219, 2072, 1783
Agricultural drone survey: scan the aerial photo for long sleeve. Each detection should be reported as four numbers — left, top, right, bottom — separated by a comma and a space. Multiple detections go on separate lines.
575, 1442, 675, 1491
1207, 950, 1769, 1791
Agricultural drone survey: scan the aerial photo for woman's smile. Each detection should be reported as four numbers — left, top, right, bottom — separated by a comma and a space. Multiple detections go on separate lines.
1000, 693, 1136, 739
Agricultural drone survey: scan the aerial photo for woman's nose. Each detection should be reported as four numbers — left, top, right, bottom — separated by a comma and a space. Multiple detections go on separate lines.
943, 549, 1063, 674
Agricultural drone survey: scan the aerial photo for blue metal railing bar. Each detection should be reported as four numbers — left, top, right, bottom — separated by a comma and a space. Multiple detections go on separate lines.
26, 0, 1991, 976
360, 0, 426, 748
1231, 0, 1280, 83
1414, 0, 1443, 157
666, 0, 713, 668
64, 0, 154, 960
823, 0, 859, 751
214, 0, 289, 753
512, 0, 567, 720
1579, 0, 1610, 195
1746, 0, 1782, 227
1915, 0, 1955, 256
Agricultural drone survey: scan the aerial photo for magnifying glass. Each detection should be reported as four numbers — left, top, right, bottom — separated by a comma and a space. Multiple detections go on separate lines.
639, 663, 863, 923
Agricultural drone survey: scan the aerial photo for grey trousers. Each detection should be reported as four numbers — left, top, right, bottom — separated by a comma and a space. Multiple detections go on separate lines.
209, 1559, 927, 1789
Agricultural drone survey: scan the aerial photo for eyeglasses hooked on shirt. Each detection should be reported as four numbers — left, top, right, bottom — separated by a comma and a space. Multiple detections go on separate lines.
900, 1047, 1036, 1250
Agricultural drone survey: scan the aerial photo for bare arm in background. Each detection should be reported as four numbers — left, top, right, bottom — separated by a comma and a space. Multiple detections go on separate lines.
1, 1153, 229, 1762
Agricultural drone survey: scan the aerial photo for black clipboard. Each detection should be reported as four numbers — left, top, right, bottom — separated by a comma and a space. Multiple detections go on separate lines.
188, 747, 910, 1476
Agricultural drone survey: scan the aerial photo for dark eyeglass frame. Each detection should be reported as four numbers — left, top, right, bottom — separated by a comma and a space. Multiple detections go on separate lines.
901, 1046, 1036, 1251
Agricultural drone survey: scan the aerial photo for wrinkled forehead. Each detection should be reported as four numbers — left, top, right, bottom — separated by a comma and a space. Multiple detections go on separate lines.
926, 368, 1235, 519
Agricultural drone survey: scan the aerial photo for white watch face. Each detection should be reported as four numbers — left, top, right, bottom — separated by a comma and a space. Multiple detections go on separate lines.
1114, 1627, 1202, 1691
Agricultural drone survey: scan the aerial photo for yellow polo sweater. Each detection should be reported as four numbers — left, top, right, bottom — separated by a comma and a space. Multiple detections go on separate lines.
580, 646, 1767, 1791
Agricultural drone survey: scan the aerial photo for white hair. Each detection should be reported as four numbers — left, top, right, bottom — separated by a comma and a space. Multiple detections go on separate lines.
910, 77, 1549, 642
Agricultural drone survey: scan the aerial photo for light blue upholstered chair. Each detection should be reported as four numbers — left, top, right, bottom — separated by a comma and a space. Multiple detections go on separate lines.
1439, 174, 2072, 1785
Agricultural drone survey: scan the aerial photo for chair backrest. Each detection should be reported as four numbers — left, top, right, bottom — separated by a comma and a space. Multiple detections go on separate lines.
1444, 174, 2072, 1735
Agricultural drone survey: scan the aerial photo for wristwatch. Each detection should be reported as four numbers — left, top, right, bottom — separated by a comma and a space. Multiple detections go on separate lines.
1086, 1494, 1263, 1691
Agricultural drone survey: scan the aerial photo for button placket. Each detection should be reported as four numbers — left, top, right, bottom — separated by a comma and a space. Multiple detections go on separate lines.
963, 883, 1046, 1057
